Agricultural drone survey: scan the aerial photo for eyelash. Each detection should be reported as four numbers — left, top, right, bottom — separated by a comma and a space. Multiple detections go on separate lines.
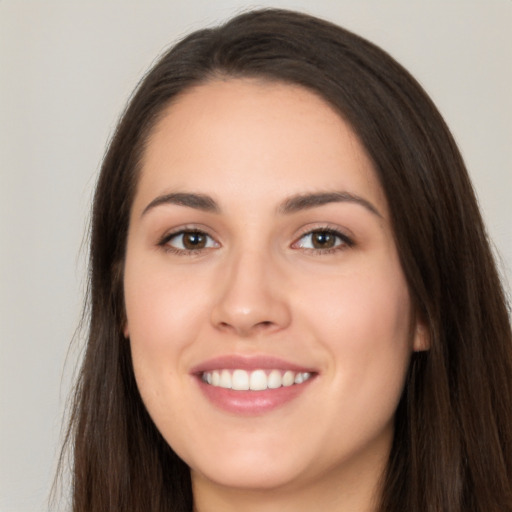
158, 228, 219, 255
158, 226, 354, 256
292, 227, 354, 254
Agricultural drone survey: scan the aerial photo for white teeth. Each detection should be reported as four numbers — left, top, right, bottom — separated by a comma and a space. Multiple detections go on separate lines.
267, 369, 282, 389
201, 369, 313, 390
294, 372, 311, 384
220, 369, 232, 389
232, 369, 249, 390
282, 370, 295, 387
249, 369, 267, 391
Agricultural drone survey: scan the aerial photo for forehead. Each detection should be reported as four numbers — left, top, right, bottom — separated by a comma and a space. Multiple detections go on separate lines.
135, 78, 387, 216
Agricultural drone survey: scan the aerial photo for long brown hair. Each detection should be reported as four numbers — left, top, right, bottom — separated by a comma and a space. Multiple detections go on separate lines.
60, 8, 512, 511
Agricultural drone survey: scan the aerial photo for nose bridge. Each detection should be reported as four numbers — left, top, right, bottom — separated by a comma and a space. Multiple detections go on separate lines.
211, 244, 290, 336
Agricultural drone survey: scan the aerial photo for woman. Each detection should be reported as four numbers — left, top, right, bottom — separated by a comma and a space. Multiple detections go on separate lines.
61, 8, 512, 512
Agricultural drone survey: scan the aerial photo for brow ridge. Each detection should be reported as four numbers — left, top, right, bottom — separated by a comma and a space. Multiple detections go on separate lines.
141, 192, 220, 216
278, 191, 382, 217
141, 190, 381, 218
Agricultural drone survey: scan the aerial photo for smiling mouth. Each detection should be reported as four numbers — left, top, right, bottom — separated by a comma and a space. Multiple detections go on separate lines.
201, 369, 313, 391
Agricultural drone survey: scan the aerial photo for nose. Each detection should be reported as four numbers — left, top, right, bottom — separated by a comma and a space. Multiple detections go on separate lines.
210, 248, 292, 337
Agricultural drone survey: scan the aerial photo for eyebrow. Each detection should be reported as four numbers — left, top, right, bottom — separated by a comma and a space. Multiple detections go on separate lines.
141, 192, 220, 217
278, 191, 382, 217
141, 190, 382, 218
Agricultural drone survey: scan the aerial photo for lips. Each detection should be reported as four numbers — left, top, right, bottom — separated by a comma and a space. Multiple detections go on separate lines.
191, 355, 317, 415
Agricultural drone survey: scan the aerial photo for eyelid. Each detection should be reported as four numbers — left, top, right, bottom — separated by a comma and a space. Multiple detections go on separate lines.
291, 225, 355, 252
156, 223, 354, 255
158, 226, 220, 254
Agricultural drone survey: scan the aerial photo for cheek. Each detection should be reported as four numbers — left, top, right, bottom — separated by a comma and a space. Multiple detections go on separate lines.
124, 278, 207, 442
301, 263, 412, 340
123, 256, 207, 402
297, 264, 413, 407
125, 257, 209, 346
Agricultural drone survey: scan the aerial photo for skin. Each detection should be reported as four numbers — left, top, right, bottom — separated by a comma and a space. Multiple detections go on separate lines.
123, 79, 427, 512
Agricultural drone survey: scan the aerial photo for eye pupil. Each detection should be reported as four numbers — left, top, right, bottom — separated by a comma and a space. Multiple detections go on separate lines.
183, 232, 206, 249
312, 231, 335, 249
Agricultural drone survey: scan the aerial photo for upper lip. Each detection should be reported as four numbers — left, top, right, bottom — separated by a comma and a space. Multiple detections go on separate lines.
190, 355, 317, 375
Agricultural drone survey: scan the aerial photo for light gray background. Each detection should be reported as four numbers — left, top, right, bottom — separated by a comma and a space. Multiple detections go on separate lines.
1, 1, 510, 511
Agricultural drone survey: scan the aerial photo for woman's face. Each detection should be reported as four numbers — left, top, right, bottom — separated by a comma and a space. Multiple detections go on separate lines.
124, 79, 426, 500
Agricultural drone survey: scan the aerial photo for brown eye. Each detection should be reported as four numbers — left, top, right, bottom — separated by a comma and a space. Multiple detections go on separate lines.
182, 232, 207, 249
311, 231, 336, 249
294, 229, 352, 252
164, 230, 218, 252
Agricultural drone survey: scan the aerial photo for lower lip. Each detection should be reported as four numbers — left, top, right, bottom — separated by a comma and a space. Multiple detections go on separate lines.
195, 377, 315, 415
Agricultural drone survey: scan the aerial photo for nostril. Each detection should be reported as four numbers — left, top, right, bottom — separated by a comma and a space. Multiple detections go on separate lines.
259, 321, 273, 327
253, 320, 278, 333
215, 319, 278, 336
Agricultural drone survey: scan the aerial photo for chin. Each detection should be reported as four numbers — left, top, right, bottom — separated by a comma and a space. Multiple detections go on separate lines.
191, 458, 306, 492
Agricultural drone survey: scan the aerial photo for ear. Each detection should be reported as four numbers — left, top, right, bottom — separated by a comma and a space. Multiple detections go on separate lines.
412, 320, 430, 352
123, 322, 130, 339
